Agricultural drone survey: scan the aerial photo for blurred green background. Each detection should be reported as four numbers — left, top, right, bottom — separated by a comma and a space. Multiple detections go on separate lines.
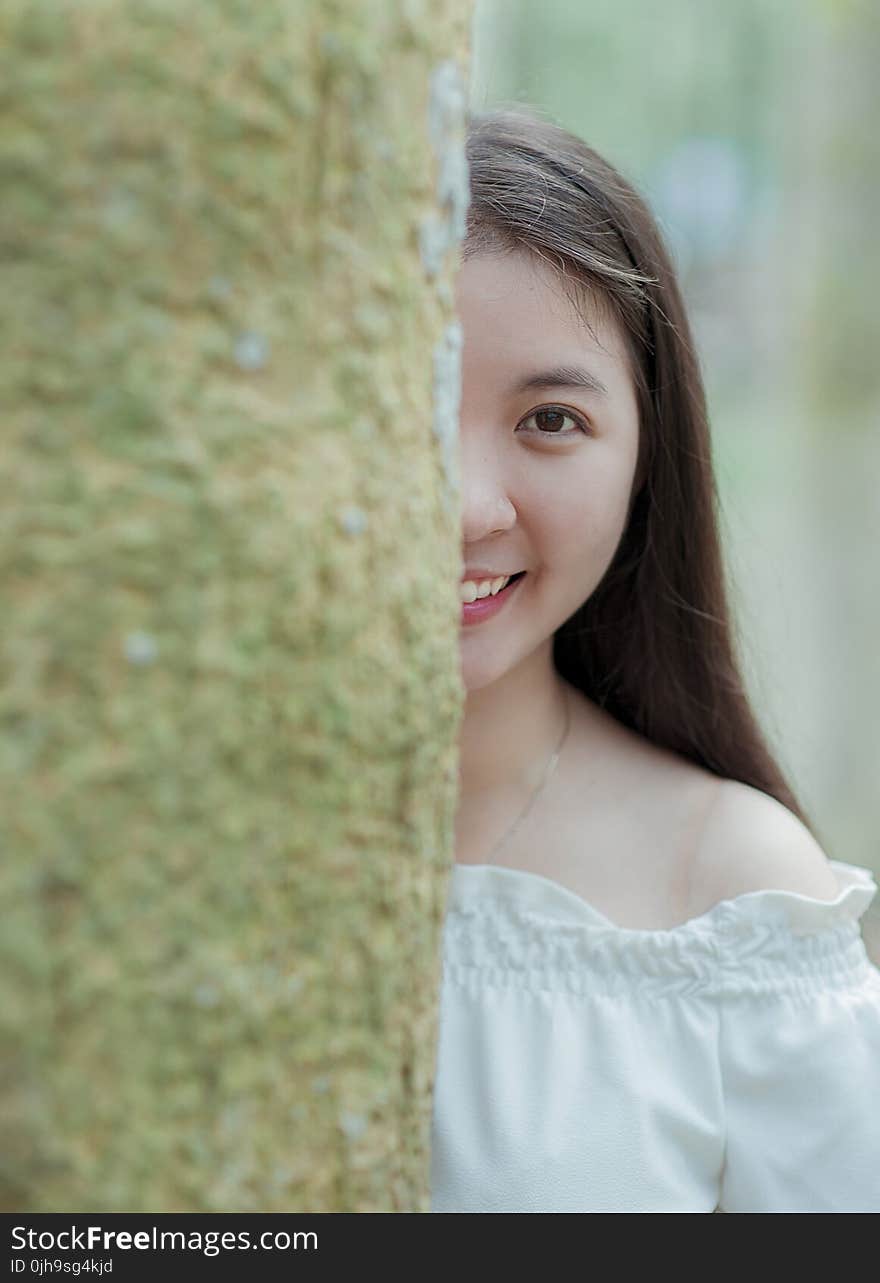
469, 0, 880, 902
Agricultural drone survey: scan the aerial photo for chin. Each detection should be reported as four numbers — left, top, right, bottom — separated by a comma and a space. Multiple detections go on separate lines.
459, 663, 497, 696
458, 648, 509, 696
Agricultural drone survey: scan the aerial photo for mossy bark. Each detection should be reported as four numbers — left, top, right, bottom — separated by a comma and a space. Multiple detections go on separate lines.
0, 0, 472, 1212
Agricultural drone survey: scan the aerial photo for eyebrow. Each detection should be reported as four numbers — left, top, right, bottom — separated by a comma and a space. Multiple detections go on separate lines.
510, 364, 613, 397
509, 364, 609, 398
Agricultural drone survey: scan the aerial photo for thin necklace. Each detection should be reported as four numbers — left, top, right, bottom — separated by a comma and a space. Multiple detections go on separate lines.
483, 689, 572, 866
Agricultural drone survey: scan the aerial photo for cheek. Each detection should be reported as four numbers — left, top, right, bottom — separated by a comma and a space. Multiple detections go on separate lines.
537, 465, 631, 571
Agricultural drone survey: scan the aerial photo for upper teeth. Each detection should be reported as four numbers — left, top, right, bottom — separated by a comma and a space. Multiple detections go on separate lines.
460, 574, 513, 603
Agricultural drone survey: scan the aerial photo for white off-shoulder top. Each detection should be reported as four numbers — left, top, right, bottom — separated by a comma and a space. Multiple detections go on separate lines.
429, 858, 880, 1212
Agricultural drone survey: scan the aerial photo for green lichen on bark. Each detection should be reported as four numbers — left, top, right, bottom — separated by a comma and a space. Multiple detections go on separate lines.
0, 0, 472, 1211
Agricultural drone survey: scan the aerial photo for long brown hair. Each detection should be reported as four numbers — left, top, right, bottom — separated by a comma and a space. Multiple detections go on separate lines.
464, 104, 815, 833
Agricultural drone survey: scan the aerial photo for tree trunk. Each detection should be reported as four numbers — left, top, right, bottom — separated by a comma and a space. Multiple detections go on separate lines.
0, 0, 473, 1212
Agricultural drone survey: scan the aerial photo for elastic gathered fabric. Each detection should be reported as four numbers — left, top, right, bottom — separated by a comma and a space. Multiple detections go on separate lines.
430, 859, 880, 1213
441, 859, 879, 1000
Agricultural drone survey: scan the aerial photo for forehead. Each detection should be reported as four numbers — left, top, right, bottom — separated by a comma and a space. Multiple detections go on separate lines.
455, 248, 631, 384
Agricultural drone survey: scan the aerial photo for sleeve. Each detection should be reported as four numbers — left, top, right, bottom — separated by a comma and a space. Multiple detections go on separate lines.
717, 884, 880, 1213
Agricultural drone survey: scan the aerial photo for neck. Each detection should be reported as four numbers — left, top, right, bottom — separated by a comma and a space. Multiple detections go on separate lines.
457, 644, 572, 805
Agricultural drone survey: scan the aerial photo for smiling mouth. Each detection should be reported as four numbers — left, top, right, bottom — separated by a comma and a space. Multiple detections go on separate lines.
460, 570, 527, 623
461, 569, 526, 601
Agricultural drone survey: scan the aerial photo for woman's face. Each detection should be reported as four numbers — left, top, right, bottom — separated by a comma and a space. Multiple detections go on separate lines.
455, 248, 642, 694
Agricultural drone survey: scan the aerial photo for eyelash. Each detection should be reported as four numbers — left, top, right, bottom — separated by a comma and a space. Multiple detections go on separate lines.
517, 405, 591, 440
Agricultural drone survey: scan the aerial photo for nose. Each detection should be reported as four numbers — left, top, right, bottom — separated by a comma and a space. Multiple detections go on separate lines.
458, 428, 517, 546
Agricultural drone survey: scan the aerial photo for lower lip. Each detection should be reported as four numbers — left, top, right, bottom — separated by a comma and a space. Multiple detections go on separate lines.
460, 574, 526, 626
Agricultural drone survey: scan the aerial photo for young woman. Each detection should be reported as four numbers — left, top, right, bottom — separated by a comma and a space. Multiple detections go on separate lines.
430, 105, 880, 1213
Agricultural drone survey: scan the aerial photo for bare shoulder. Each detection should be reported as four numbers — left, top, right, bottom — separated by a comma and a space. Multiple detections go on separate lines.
687, 778, 841, 918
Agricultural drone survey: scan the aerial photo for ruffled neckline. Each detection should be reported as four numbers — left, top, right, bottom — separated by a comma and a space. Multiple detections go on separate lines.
449, 857, 878, 939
